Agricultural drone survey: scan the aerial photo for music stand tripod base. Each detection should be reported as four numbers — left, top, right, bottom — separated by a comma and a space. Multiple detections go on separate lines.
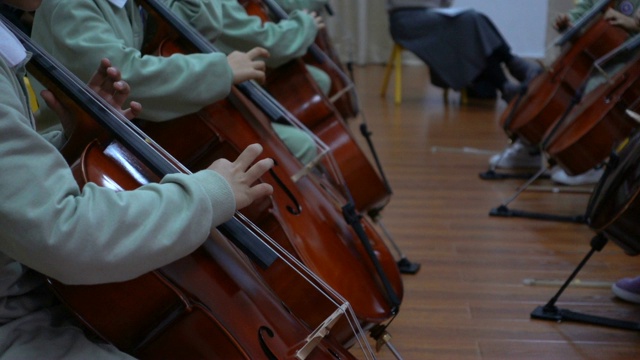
397, 258, 420, 274
489, 205, 586, 223
479, 169, 550, 181
530, 234, 640, 332
531, 305, 640, 331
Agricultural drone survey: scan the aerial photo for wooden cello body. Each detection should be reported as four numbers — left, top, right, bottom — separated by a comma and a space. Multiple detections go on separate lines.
12, 18, 358, 358
241, 0, 391, 214
136, 0, 404, 347
542, 38, 640, 176
501, 3, 628, 145
263, 59, 392, 213
587, 130, 640, 255
137, 86, 404, 344
61, 141, 358, 359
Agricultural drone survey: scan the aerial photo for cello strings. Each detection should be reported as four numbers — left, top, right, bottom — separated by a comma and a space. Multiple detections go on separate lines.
256, 0, 376, 189
118, 79, 378, 358
135, 1, 388, 354
7, 16, 375, 355
112, 80, 368, 344
249, 82, 349, 181
244, 85, 401, 353
233, 212, 376, 356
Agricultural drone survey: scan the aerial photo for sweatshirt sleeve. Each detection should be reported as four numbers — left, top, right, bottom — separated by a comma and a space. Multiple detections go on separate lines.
163, 0, 224, 43
31, 0, 233, 122
273, 0, 328, 13
216, 0, 318, 68
0, 64, 236, 285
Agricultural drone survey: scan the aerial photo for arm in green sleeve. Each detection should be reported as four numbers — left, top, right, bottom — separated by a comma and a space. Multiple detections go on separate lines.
0, 63, 236, 285
31, 0, 233, 122
273, 0, 328, 13
216, 0, 318, 68
164, 0, 224, 42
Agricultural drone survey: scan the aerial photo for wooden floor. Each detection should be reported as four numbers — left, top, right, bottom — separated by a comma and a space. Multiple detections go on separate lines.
347, 65, 640, 359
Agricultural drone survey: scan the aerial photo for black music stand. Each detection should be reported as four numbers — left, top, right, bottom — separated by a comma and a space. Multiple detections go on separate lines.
490, 205, 586, 223
487, 165, 587, 223
531, 233, 640, 331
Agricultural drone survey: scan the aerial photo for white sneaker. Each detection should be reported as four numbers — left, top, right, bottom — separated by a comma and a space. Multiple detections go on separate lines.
551, 167, 604, 186
489, 140, 541, 169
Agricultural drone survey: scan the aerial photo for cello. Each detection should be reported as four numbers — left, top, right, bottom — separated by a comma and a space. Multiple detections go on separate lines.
237, 0, 420, 276
587, 123, 640, 255
487, 6, 640, 221
500, 0, 629, 146
135, 0, 404, 349
542, 34, 640, 176
6, 16, 364, 359
242, 0, 360, 119
240, 0, 393, 216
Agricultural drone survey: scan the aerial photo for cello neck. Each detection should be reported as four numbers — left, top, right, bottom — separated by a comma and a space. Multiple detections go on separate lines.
261, 0, 288, 20
595, 32, 640, 69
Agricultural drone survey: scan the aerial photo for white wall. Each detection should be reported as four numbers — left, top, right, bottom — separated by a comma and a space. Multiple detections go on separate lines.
453, 0, 548, 58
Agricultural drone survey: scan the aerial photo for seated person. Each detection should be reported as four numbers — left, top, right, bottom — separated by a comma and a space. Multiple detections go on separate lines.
385, 0, 541, 102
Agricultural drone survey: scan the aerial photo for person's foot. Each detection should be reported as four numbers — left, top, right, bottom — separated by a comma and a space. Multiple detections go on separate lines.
550, 167, 604, 186
489, 139, 541, 169
465, 79, 497, 100
612, 276, 640, 304
506, 56, 543, 83
501, 81, 523, 103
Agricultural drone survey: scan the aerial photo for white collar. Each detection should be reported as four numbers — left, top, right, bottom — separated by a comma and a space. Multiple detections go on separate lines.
0, 21, 27, 67
108, 0, 128, 8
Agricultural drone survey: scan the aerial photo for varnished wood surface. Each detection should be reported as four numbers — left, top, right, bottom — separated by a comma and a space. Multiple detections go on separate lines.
347, 65, 640, 359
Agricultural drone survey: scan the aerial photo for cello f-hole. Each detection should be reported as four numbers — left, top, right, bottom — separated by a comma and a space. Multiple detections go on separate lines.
268, 164, 302, 215
258, 326, 278, 360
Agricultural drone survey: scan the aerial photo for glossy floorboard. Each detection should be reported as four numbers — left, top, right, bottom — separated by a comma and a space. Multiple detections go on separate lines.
347, 65, 640, 359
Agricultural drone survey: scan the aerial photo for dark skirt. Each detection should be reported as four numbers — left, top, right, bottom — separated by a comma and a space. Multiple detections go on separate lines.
389, 8, 509, 90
